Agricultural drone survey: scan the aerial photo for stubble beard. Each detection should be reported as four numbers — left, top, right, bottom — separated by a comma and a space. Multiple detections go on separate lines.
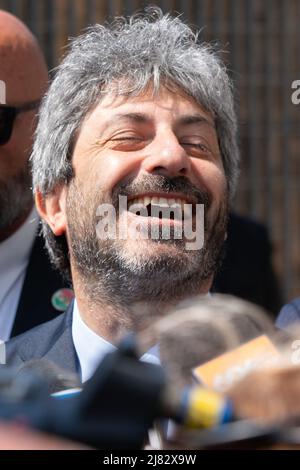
0, 164, 33, 235
66, 176, 228, 324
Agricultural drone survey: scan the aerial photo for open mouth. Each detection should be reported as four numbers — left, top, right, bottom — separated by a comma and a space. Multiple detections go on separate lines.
126, 194, 196, 221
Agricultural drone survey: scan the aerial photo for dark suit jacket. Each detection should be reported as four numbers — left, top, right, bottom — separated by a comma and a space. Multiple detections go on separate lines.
6, 302, 78, 374
213, 212, 283, 316
10, 232, 69, 337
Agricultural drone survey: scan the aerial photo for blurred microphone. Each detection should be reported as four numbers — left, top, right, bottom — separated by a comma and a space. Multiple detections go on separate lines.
174, 362, 300, 450
137, 294, 300, 448
16, 359, 81, 394
137, 294, 278, 390
0, 336, 235, 449
0, 359, 81, 406
1, 294, 299, 449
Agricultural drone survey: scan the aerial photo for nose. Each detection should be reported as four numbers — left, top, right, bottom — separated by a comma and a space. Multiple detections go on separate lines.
141, 130, 192, 178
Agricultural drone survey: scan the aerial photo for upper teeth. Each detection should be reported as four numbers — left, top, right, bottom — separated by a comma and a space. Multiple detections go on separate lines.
128, 196, 189, 210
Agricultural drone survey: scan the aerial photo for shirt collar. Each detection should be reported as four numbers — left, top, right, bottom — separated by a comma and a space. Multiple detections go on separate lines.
72, 299, 160, 382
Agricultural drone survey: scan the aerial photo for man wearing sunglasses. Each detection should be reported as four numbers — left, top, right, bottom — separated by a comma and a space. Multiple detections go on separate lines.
0, 11, 70, 341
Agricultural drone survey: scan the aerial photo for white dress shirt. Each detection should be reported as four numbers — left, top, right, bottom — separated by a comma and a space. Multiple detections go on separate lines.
0, 207, 39, 341
72, 299, 160, 383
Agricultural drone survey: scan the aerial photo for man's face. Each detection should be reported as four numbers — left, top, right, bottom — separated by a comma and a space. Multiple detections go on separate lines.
64, 86, 228, 305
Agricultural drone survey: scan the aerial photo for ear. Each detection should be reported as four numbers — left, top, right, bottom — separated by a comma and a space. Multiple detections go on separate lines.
35, 186, 67, 236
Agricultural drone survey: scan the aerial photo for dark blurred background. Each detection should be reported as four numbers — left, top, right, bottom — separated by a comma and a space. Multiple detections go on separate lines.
0, 0, 299, 303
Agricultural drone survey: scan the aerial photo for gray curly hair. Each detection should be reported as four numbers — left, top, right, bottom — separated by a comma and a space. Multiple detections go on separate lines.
31, 7, 239, 278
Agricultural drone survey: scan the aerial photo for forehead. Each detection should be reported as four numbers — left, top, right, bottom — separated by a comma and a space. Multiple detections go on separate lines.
85, 86, 216, 128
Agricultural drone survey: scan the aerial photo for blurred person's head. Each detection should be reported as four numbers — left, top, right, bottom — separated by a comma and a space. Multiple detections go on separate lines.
137, 293, 275, 387
33, 8, 239, 337
0, 10, 48, 241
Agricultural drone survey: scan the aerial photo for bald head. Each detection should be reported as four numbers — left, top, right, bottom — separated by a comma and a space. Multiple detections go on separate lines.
0, 11, 48, 240
0, 10, 48, 103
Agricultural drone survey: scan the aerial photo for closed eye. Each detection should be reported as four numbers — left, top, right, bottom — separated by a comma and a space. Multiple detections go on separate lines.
112, 137, 143, 141
181, 142, 211, 153
109, 136, 147, 151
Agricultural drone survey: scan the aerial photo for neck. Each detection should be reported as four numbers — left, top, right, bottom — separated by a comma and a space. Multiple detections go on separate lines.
0, 204, 33, 243
73, 273, 212, 344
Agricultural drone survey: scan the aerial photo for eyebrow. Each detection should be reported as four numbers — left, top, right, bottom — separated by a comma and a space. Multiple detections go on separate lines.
103, 112, 215, 129
177, 114, 215, 128
109, 112, 150, 125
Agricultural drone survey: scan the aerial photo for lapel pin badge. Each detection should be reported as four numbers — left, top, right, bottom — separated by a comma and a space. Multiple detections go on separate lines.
51, 288, 74, 312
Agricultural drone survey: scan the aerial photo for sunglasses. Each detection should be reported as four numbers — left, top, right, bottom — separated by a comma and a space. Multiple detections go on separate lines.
0, 100, 40, 145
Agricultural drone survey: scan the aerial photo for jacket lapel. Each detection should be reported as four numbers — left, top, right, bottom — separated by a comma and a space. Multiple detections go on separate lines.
11, 303, 79, 375
44, 310, 79, 374
11, 233, 70, 337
